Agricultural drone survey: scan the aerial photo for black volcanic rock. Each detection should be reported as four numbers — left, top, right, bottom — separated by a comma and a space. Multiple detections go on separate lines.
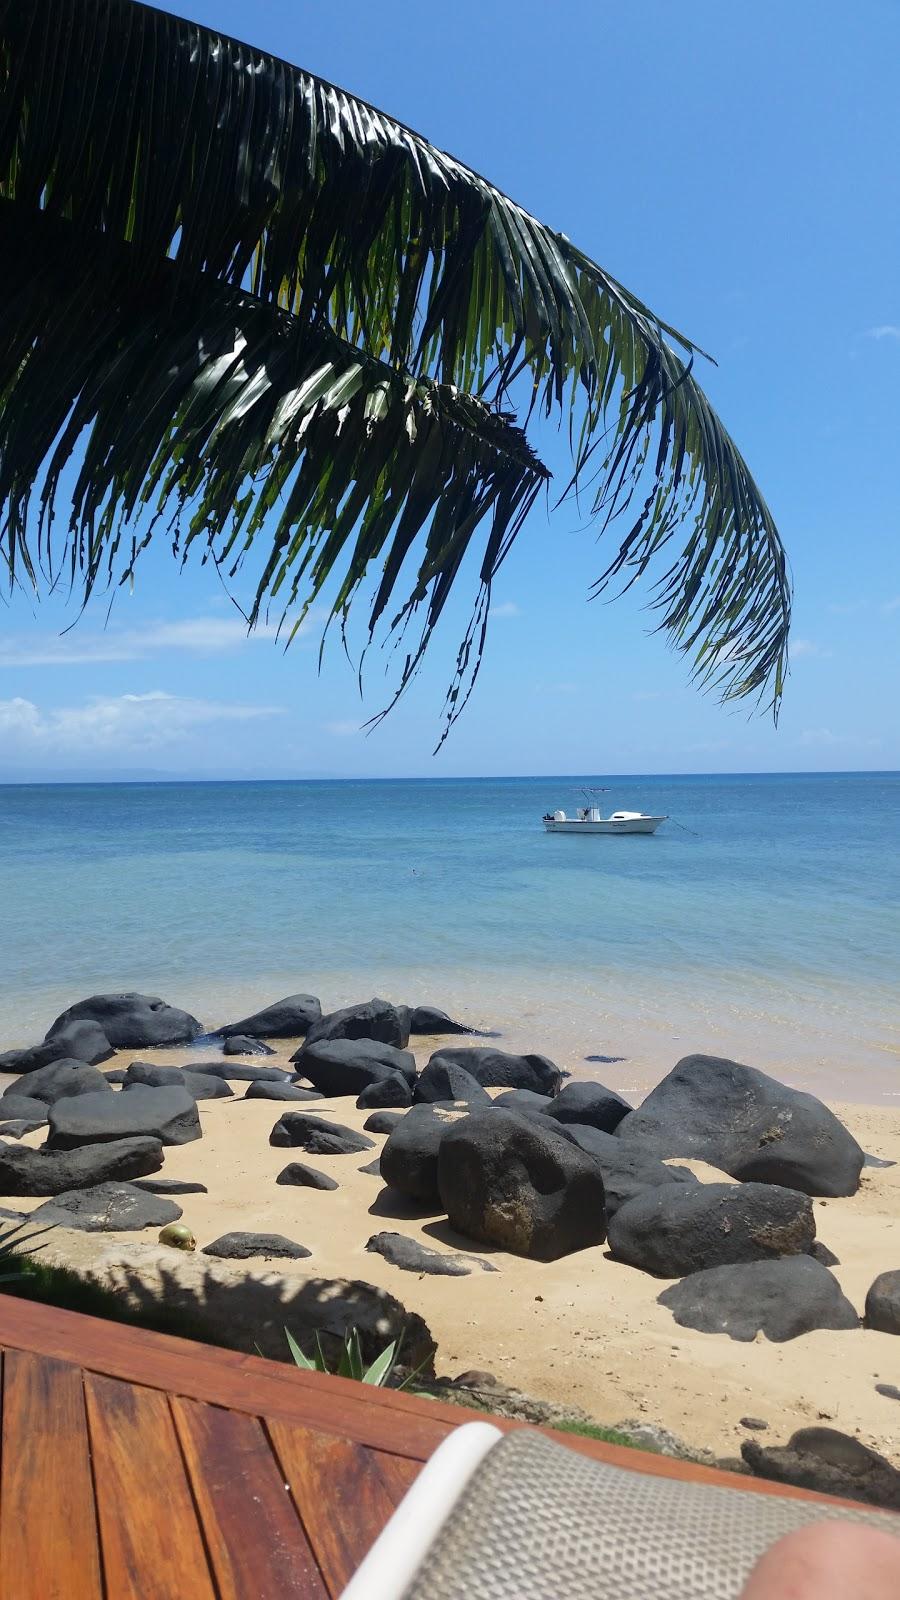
269, 1113, 374, 1156
545, 1080, 631, 1134
294, 1038, 416, 1097
222, 1035, 276, 1056
46, 993, 202, 1050
0, 1137, 164, 1195
356, 1073, 414, 1110
203, 1232, 311, 1260
616, 1055, 864, 1198
216, 994, 322, 1039
365, 1231, 495, 1276
864, 1270, 900, 1335
437, 1108, 607, 1261
413, 1059, 492, 1108
3, 1060, 112, 1105
408, 1006, 471, 1035
276, 1162, 339, 1191
608, 1181, 815, 1278
47, 1085, 201, 1149
658, 1257, 859, 1342
426, 1047, 561, 1097
32, 1182, 182, 1233
302, 998, 411, 1051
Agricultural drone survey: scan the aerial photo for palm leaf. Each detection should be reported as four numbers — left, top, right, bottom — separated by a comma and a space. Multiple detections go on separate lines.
0, 207, 547, 730
0, 0, 791, 715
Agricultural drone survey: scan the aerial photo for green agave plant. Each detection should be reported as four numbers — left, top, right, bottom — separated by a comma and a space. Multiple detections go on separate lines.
285, 1325, 430, 1390
0, 0, 791, 739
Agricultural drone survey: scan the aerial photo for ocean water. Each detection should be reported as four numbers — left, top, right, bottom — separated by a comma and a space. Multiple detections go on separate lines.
0, 773, 897, 1101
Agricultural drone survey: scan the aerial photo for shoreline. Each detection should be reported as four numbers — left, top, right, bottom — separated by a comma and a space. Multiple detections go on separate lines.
0, 972, 897, 1107
2, 1025, 899, 1464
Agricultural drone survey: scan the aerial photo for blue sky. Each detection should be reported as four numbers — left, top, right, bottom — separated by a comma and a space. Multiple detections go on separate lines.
2, 0, 898, 778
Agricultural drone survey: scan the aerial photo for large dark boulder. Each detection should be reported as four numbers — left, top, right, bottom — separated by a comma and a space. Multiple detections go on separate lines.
221, 1035, 276, 1057
608, 1181, 815, 1278
363, 1110, 406, 1135
380, 1104, 470, 1202
216, 994, 322, 1039
243, 1080, 321, 1103
426, 1047, 560, 1097
616, 1055, 864, 1198
0, 1137, 163, 1195
47, 1085, 201, 1149
659, 1257, 859, 1341
437, 1108, 607, 1261
122, 1062, 233, 1101
203, 1232, 311, 1260
269, 1112, 374, 1156
31, 1182, 182, 1233
864, 1270, 900, 1335
493, 1089, 552, 1116
3, 1059, 112, 1105
742, 1428, 900, 1511
0, 1094, 49, 1123
546, 1080, 630, 1134
365, 1232, 495, 1276
556, 1125, 698, 1219
413, 1059, 492, 1108
0, 1020, 115, 1073
302, 998, 411, 1051
178, 1061, 287, 1083
294, 1038, 416, 1097
356, 1073, 413, 1110
46, 993, 202, 1049
408, 1006, 471, 1035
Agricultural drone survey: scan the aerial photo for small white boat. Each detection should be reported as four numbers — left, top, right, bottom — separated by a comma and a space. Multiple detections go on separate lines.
542, 790, 667, 835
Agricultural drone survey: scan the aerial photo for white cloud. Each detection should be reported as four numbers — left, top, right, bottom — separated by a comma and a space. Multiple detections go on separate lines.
790, 638, 832, 660
865, 325, 900, 341
883, 596, 900, 614
798, 727, 882, 751
324, 720, 362, 737
0, 615, 304, 668
0, 692, 282, 752
488, 601, 520, 619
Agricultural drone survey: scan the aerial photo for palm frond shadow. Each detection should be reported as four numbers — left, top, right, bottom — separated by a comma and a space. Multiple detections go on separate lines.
104, 1257, 436, 1374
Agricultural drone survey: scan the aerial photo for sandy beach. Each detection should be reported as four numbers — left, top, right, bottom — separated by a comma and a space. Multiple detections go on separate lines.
7, 1033, 900, 1466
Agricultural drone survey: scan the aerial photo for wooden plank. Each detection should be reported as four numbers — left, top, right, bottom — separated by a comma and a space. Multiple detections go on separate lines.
172, 1396, 329, 1600
85, 1371, 216, 1600
0, 1350, 103, 1600
0, 1296, 449, 1460
268, 1421, 407, 1595
368, 1448, 421, 1501
0, 1296, 878, 1510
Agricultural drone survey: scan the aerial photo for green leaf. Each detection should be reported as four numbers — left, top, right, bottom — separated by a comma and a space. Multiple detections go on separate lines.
362, 1340, 398, 1386
0, 0, 791, 721
284, 1327, 319, 1371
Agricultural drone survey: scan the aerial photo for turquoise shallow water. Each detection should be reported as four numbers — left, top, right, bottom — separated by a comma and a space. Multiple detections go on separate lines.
1, 773, 897, 1099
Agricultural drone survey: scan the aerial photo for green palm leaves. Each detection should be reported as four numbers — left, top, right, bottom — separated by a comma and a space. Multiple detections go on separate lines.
0, 0, 790, 727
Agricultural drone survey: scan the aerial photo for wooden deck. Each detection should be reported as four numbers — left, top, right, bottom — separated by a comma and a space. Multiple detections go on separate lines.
0, 1295, 867, 1598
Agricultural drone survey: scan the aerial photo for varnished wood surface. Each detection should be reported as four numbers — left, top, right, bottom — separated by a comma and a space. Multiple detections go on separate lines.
0, 1294, 880, 1598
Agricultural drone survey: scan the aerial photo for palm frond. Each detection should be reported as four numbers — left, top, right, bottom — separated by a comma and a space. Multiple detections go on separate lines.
0, 207, 547, 730
0, 0, 791, 714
